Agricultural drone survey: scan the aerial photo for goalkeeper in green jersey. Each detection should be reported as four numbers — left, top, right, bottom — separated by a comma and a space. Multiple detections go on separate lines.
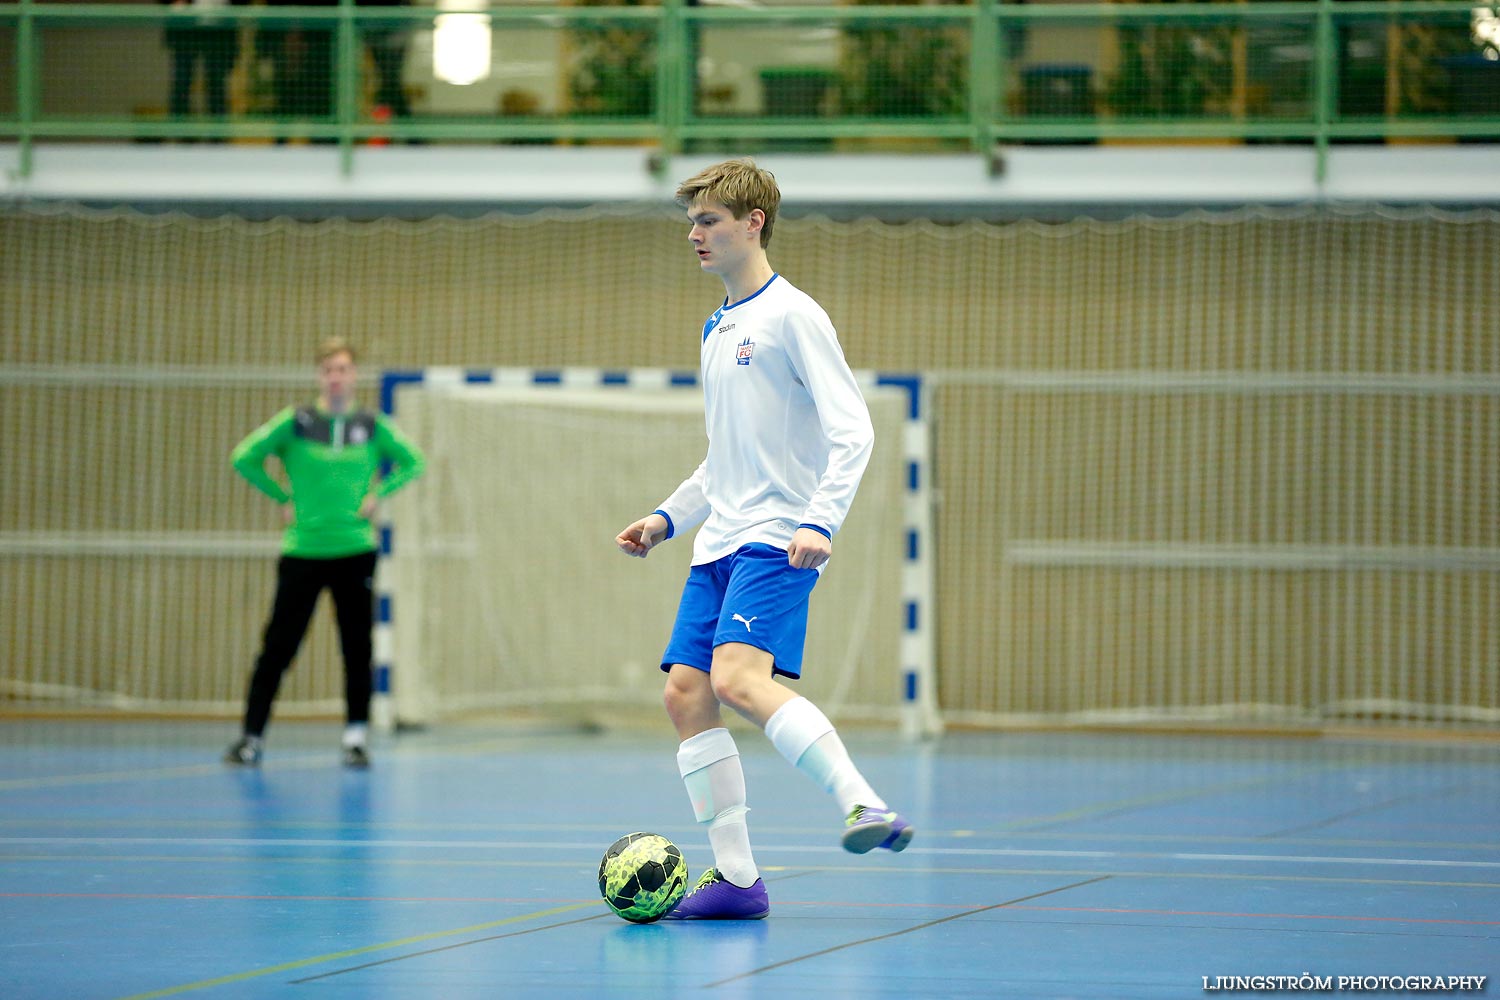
224, 338, 425, 768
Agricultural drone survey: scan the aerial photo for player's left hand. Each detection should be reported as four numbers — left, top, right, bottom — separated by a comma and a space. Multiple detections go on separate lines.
358, 495, 378, 520
787, 527, 831, 570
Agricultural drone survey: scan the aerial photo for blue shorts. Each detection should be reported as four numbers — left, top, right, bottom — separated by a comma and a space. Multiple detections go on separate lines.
661, 543, 820, 680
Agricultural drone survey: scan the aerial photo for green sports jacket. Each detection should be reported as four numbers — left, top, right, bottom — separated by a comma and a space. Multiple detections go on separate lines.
231, 404, 426, 559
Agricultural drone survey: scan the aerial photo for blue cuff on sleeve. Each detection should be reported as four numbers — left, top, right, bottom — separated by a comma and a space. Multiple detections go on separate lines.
797, 523, 832, 541
654, 509, 676, 540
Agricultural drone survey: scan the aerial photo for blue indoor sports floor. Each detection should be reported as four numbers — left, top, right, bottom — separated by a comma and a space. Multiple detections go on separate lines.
1, 719, 1496, 999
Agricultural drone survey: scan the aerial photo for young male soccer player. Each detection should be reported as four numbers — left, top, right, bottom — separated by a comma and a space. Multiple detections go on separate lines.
225, 338, 425, 768
615, 159, 912, 920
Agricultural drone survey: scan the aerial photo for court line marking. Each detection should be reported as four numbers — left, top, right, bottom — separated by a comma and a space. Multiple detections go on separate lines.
4, 852, 1497, 888
1259, 783, 1484, 840
5, 816, 1495, 853
979, 915, 1500, 942
5, 851, 1494, 893
7, 891, 1496, 928
1007, 904, 1500, 927
996, 765, 1358, 832
287, 912, 612, 984
0, 757, 335, 791
279, 872, 813, 983
702, 876, 1113, 988
109, 901, 596, 1000
4, 891, 605, 903
0, 735, 553, 793
7, 836, 1499, 870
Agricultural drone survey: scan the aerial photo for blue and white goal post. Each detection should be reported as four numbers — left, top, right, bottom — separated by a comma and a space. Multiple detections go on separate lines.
372, 370, 936, 743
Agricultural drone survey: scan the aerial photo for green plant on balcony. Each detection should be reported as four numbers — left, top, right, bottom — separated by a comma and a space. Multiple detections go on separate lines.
568, 0, 655, 118
1393, 19, 1488, 114
840, 0, 966, 117
1106, 15, 1236, 118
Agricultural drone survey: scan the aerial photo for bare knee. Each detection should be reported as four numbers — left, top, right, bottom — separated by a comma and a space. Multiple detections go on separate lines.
662, 673, 696, 719
708, 644, 774, 717
709, 673, 751, 716
663, 666, 719, 737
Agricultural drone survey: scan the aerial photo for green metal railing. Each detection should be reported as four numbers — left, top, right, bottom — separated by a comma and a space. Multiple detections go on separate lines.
1, 0, 1496, 179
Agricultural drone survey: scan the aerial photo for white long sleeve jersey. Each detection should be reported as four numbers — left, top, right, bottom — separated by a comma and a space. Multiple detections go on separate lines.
656, 274, 875, 568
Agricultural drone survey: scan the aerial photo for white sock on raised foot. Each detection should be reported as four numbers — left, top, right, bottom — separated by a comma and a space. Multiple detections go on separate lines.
765, 697, 886, 816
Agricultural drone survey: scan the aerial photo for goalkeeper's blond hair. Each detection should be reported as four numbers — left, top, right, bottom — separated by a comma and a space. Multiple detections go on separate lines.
315, 337, 357, 365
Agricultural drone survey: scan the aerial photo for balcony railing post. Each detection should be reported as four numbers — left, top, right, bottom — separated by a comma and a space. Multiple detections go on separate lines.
972, 0, 1001, 153
1313, 0, 1336, 185
16, 0, 36, 178
338, 0, 358, 173
659, 0, 687, 157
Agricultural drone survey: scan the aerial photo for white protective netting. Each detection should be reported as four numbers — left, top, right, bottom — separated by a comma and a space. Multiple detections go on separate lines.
933, 373, 1500, 728
383, 385, 909, 728
0, 369, 348, 716
3, 203, 1497, 730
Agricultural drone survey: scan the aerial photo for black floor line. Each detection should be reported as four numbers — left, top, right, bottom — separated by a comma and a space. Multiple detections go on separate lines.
701, 875, 1115, 989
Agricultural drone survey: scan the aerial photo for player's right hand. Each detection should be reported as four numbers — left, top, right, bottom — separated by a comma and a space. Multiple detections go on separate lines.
616, 513, 668, 558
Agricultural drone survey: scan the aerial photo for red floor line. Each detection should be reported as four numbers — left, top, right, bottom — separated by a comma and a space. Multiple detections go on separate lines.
1009, 904, 1500, 926
5, 891, 1497, 927
0, 892, 588, 903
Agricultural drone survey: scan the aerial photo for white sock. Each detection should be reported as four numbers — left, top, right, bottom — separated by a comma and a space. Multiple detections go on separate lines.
677, 728, 759, 888
707, 808, 753, 887
765, 697, 886, 816
342, 724, 368, 749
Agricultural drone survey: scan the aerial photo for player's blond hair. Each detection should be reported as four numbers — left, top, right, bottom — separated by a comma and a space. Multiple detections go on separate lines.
675, 158, 781, 248
315, 336, 357, 365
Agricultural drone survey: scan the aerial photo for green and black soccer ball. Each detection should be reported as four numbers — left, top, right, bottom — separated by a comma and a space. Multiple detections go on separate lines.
598, 832, 688, 923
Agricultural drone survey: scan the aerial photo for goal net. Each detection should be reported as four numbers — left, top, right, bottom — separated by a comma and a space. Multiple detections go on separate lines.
381, 373, 922, 731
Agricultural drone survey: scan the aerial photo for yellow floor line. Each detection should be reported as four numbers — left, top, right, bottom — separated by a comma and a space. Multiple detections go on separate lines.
113, 901, 596, 1000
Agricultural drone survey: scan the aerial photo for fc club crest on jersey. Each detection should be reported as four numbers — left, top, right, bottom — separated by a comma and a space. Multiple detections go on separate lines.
736, 337, 755, 366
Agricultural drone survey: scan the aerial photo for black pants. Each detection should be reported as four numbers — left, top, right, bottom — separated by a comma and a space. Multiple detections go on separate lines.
167, 33, 237, 118
279, 29, 334, 118
242, 550, 378, 737
367, 37, 411, 117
